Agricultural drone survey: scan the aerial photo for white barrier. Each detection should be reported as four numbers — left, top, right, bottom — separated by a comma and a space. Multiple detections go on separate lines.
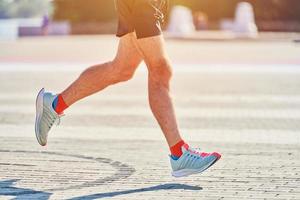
0, 18, 70, 40
0, 20, 18, 40
167, 5, 195, 36
233, 2, 258, 37
220, 2, 258, 38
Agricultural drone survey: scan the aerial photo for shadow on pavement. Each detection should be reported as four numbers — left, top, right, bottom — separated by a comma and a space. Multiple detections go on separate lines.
0, 179, 52, 200
69, 183, 202, 200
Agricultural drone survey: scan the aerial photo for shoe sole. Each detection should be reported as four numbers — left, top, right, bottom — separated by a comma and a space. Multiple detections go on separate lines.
172, 155, 221, 178
35, 88, 46, 146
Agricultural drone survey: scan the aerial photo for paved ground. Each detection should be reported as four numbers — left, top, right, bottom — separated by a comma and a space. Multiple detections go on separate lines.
0, 35, 300, 65
0, 36, 300, 199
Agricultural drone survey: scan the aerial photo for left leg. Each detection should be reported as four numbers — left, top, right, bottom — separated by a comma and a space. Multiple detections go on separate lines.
133, 35, 182, 148
131, 34, 221, 177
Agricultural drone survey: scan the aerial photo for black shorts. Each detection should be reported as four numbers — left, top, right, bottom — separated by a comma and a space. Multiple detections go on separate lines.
115, 0, 169, 39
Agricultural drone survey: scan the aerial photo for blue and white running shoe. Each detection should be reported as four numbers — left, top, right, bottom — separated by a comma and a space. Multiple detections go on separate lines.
35, 88, 61, 146
170, 144, 221, 177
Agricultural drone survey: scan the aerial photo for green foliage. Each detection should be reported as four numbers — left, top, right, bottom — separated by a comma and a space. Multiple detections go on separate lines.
53, 0, 116, 23
0, 0, 51, 18
0, 0, 13, 18
52, 0, 300, 23
171, 0, 300, 21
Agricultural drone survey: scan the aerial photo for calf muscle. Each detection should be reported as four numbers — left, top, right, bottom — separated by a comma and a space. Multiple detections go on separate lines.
133, 35, 183, 147
60, 33, 142, 106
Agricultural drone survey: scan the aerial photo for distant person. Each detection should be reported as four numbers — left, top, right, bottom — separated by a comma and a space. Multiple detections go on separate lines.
194, 12, 208, 30
34, 0, 221, 177
41, 15, 49, 36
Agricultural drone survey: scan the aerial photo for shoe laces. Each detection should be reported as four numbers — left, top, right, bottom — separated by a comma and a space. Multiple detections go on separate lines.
56, 114, 64, 126
45, 107, 63, 128
188, 147, 210, 158
48, 114, 63, 129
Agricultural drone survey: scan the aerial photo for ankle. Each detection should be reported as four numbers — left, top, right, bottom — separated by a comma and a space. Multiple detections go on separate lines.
52, 94, 69, 114
170, 140, 188, 158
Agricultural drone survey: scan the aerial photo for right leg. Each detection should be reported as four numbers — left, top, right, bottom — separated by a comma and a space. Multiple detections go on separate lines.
61, 33, 142, 106
35, 33, 142, 146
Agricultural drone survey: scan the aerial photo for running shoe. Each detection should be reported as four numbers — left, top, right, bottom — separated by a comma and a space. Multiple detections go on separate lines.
170, 144, 221, 177
35, 88, 61, 146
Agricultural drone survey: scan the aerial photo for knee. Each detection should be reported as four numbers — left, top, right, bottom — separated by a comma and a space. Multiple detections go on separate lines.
111, 60, 136, 83
117, 70, 135, 82
148, 58, 173, 84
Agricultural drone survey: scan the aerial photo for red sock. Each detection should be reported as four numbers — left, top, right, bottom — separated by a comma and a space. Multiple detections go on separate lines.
170, 140, 188, 158
53, 94, 68, 114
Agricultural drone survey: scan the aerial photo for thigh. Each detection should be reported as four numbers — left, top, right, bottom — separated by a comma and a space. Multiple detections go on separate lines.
133, 35, 170, 68
113, 32, 143, 72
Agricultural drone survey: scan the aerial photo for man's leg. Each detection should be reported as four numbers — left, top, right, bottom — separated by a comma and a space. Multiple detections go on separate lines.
61, 33, 142, 106
132, 35, 182, 148
35, 33, 142, 146
132, 35, 221, 177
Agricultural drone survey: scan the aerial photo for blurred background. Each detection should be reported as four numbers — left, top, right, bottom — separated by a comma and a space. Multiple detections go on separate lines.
0, 0, 300, 40
0, 2, 300, 199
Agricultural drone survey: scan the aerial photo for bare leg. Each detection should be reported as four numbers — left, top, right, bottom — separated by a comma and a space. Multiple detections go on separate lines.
61, 33, 142, 106
133, 35, 183, 147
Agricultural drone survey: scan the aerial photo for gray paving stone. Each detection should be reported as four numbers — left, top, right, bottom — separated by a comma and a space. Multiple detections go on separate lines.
1, 61, 300, 199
